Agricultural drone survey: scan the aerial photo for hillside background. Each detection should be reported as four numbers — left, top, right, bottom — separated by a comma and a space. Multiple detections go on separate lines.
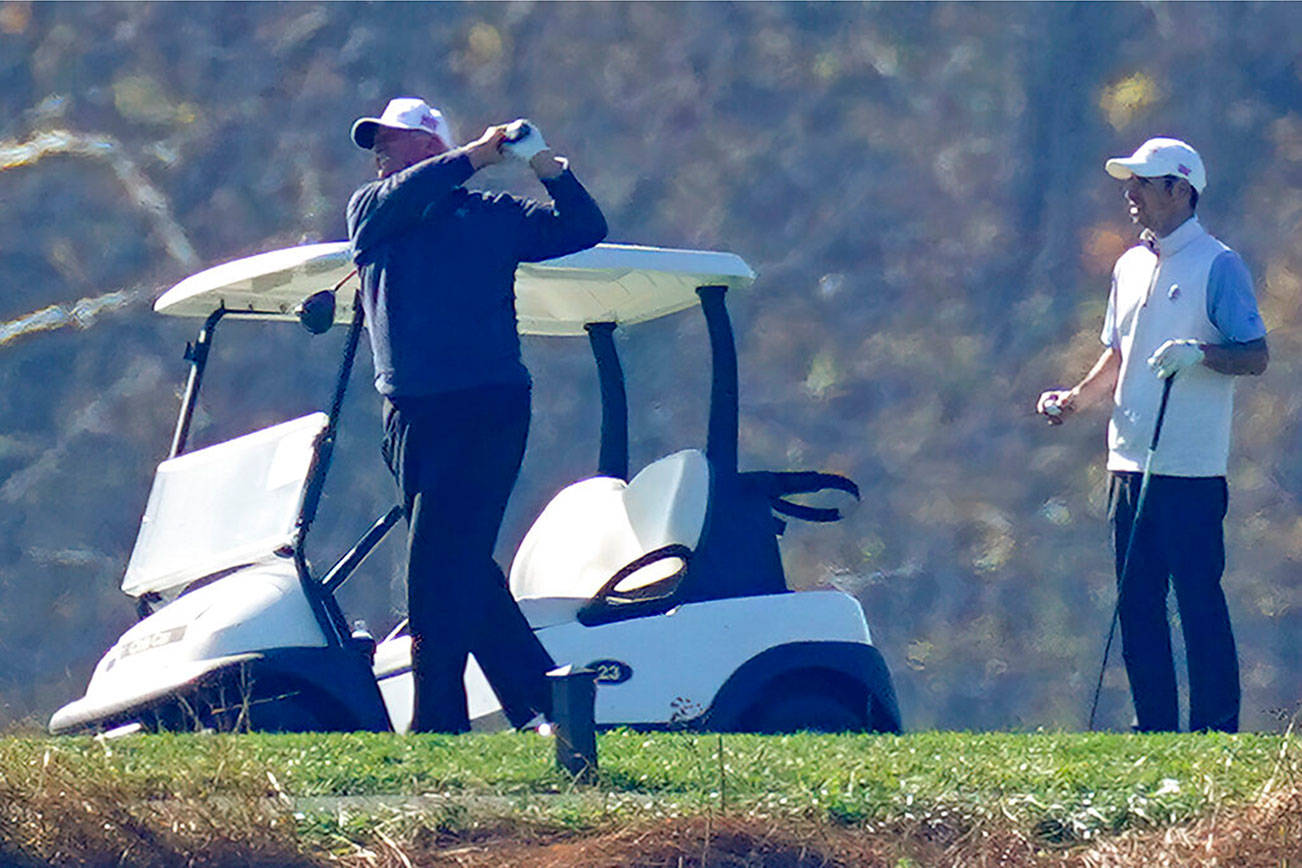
0, 2, 1297, 732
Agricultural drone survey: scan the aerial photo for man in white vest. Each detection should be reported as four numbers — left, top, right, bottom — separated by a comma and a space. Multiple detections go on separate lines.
1036, 138, 1268, 732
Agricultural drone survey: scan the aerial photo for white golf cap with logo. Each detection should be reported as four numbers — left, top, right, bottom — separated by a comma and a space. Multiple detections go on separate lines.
1105, 137, 1206, 193
351, 98, 456, 150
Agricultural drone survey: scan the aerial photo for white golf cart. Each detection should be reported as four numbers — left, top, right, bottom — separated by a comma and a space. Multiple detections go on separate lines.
49, 241, 901, 735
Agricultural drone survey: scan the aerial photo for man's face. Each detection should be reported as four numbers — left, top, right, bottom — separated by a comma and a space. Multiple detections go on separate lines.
372, 127, 447, 177
1121, 174, 1186, 232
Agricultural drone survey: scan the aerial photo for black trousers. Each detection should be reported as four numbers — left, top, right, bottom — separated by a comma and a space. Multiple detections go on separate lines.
382, 385, 555, 733
1109, 472, 1239, 732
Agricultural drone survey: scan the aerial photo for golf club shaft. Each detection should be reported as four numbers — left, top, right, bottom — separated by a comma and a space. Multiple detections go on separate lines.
1087, 374, 1175, 731
1148, 374, 1176, 452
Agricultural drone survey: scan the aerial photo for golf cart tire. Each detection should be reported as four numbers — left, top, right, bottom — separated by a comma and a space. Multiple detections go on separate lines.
52, 646, 390, 735
164, 647, 390, 733
702, 641, 902, 734
739, 677, 865, 734
147, 672, 348, 734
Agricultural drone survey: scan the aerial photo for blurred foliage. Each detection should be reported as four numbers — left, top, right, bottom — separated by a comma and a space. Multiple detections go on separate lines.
0, 2, 1297, 732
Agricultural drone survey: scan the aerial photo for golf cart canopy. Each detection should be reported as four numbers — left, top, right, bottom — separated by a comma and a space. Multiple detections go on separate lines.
154, 242, 755, 336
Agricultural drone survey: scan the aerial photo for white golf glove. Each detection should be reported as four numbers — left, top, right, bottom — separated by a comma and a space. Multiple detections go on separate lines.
501, 119, 548, 161
1147, 338, 1205, 379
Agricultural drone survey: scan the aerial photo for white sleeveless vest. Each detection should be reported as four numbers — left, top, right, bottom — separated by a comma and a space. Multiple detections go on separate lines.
1107, 218, 1237, 477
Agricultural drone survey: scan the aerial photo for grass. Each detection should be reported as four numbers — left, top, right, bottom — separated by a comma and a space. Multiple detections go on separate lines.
0, 729, 1297, 866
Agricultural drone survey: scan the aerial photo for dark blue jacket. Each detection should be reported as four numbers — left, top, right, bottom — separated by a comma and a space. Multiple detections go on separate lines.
347, 151, 607, 396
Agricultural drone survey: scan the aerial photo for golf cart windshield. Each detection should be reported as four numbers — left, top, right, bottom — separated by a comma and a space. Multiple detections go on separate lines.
122, 413, 327, 598
154, 242, 755, 334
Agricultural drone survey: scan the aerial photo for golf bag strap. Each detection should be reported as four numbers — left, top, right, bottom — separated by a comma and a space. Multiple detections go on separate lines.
743, 470, 861, 523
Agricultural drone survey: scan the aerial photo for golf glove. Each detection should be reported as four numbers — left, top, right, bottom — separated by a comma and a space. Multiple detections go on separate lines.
1148, 338, 1205, 379
501, 119, 548, 161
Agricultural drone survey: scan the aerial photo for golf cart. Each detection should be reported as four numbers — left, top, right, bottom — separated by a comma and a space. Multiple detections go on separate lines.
49, 241, 901, 735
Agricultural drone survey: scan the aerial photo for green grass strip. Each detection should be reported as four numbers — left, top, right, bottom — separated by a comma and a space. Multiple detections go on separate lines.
1, 730, 1294, 843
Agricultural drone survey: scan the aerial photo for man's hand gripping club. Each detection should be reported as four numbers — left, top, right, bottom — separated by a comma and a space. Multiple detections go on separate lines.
1147, 338, 1205, 380
464, 119, 564, 179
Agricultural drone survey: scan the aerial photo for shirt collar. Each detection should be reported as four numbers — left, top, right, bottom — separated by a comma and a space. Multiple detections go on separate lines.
1140, 216, 1203, 258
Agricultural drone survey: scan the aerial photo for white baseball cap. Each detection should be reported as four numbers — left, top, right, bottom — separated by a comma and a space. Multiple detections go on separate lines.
1105, 137, 1206, 193
351, 98, 455, 150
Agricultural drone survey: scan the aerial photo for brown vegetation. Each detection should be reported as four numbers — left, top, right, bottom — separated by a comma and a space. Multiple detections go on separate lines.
2, 749, 1298, 868
0, 770, 312, 868
396, 785, 1302, 868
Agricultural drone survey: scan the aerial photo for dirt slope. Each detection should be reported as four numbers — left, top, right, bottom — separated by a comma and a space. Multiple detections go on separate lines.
404, 785, 1302, 868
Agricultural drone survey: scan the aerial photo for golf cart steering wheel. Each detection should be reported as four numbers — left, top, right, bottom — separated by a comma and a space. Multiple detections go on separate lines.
577, 543, 693, 626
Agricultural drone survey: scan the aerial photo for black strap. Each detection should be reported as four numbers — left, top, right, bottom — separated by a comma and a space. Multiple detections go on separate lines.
761, 470, 860, 499
592, 543, 693, 604
770, 499, 841, 524
743, 470, 861, 523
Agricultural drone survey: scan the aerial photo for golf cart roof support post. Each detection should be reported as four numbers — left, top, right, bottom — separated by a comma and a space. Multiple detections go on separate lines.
324, 289, 365, 433
696, 285, 738, 475
169, 307, 227, 458
293, 546, 347, 646
323, 504, 406, 594
584, 321, 628, 481
296, 291, 365, 540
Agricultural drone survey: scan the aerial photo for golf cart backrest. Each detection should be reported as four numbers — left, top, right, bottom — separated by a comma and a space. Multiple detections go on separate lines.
121, 413, 327, 599
509, 449, 709, 614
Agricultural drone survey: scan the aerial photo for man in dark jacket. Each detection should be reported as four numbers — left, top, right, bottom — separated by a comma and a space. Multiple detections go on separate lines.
346, 97, 607, 732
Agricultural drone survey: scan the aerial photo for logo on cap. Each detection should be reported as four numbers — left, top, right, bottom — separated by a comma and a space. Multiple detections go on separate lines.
1178, 164, 1191, 176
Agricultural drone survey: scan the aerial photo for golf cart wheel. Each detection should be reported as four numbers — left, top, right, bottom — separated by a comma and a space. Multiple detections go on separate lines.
146, 677, 342, 733
739, 673, 868, 734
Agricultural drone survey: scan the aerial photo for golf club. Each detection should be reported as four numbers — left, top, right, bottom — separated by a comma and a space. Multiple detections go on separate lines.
1086, 373, 1176, 731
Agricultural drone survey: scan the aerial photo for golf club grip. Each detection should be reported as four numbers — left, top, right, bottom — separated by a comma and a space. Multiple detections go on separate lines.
1149, 375, 1175, 451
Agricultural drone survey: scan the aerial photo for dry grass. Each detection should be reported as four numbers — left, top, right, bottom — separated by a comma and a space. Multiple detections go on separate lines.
1072, 781, 1302, 868
373, 783, 1302, 868
2, 779, 1298, 867
0, 741, 319, 868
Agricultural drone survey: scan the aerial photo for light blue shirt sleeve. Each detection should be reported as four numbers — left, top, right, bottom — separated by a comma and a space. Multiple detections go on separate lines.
1207, 251, 1267, 343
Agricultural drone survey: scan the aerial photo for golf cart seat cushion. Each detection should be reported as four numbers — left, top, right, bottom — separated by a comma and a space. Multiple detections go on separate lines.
509, 449, 710, 618
121, 413, 327, 598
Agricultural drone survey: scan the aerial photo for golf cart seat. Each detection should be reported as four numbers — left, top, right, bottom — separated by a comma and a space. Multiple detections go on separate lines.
510, 449, 710, 628
510, 446, 861, 629
122, 413, 328, 601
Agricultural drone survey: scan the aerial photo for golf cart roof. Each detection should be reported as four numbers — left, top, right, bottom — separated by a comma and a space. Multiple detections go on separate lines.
154, 241, 755, 336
